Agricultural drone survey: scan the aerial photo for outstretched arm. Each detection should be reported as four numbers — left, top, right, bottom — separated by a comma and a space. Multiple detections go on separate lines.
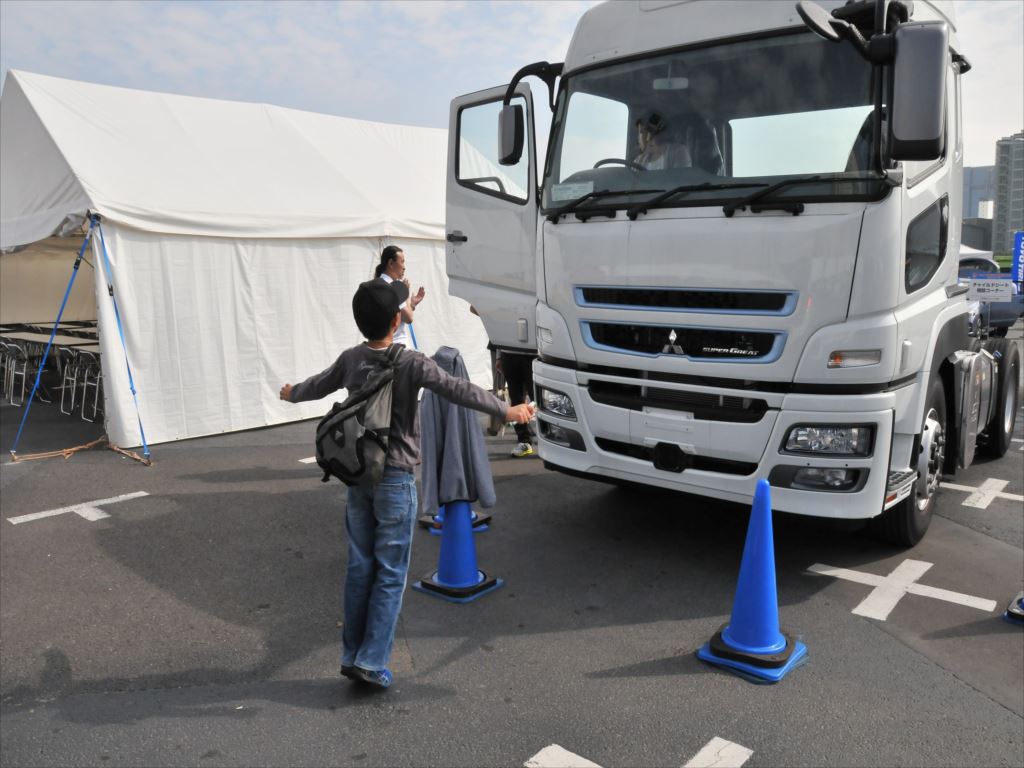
280, 353, 348, 403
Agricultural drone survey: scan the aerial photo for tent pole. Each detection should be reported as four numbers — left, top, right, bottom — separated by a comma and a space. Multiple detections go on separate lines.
94, 217, 152, 463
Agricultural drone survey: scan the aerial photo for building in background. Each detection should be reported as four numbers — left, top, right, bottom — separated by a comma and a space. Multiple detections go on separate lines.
962, 218, 993, 251
992, 131, 1024, 254
977, 200, 994, 219
963, 165, 994, 222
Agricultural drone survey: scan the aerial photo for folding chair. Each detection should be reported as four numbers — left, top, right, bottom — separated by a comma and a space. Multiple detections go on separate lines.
79, 351, 103, 422
59, 346, 81, 415
0, 341, 12, 401
7, 341, 29, 406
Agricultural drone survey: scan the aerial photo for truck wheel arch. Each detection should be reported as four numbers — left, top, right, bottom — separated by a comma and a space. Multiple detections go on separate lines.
919, 311, 970, 474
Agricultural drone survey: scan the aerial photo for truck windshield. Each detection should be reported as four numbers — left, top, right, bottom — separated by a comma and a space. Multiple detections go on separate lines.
542, 30, 886, 213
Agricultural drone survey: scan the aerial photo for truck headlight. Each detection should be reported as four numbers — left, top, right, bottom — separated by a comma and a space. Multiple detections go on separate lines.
783, 425, 873, 455
538, 386, 576, 420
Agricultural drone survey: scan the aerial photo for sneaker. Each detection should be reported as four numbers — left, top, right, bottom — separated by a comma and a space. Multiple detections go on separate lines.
352, 666, 393, 689
340, 665, 356, 679
511, 442, 535, 458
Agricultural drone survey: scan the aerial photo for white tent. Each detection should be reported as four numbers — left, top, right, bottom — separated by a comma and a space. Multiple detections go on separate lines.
959, 244, 995, 260
0, 70, 492, 448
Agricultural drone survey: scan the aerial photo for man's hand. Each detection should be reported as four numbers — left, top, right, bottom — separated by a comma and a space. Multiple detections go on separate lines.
279, 383, 294, 402
411, 285, 426, 308
505, 402, 535, 424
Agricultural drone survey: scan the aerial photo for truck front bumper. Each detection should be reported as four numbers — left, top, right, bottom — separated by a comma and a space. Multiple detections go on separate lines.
533, 360, 896, 520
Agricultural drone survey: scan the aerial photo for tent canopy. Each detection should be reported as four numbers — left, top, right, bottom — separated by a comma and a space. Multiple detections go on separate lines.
0, 71, 497, 448
1, 70, 450, 247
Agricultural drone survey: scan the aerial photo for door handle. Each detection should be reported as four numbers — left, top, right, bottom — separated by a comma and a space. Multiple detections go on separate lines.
446, 231, 468, 243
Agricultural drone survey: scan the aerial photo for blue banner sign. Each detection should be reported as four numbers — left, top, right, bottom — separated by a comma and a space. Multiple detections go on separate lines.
1013, 231, 1023, 289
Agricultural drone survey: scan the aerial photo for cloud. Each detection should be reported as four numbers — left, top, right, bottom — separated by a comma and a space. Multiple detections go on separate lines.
954, 0, 1023, 166
1, 0, 1017, 168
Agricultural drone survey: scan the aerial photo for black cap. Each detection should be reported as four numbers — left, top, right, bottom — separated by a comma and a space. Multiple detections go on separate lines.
637, 110, 666, 136
352, 278, 410, 340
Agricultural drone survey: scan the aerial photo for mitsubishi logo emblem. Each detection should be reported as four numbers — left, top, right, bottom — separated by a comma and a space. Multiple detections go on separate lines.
662, 328, 685, 355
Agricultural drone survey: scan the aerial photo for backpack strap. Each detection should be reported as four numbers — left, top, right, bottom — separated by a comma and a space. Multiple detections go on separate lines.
385, 343, 403, 367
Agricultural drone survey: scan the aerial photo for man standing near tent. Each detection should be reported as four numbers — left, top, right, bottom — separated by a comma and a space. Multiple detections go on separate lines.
374, 245, 425, 349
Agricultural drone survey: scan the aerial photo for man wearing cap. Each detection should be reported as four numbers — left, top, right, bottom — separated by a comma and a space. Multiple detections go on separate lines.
279, 278, 534, 689
634, 111, 692, 171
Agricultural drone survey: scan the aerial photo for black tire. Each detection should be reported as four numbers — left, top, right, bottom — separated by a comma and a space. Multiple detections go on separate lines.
871, 375, 947, 547
979, 338, 1020, 458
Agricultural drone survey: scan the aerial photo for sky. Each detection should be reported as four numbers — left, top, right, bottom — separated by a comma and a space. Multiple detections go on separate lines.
1, 0, 1021, 168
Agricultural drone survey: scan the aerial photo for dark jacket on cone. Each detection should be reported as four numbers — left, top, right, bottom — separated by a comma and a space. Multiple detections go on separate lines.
420, 346, 497, 514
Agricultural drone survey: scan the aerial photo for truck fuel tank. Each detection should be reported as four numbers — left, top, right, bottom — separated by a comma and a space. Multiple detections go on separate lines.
949, 348, 996, 469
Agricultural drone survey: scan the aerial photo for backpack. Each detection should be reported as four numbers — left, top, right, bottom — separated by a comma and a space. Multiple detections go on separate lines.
315, 344, 403, 486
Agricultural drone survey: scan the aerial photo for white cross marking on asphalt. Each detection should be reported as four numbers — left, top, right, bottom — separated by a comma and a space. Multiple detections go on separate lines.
7, 492, 150, 525
684, 737, 753, 768
524, 745, 602, 768
940, 478, 1023, 508
523, 738, 753, 768
808, 559, 997, 620
1012, 438, 1023, 451
299, 456, 317, 464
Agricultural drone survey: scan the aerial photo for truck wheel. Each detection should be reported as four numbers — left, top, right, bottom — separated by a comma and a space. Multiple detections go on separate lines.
979, 338, 1020, 458
871, 376, 946, 547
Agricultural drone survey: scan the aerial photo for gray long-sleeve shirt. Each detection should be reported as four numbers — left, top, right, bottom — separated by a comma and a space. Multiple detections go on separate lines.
289, 343, 506, 472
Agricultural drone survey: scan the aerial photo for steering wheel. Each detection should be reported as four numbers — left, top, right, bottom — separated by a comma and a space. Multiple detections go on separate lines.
593, 158, 646, 172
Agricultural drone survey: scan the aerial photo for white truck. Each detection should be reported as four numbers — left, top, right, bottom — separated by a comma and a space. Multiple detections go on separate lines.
445, 0, 1021, 546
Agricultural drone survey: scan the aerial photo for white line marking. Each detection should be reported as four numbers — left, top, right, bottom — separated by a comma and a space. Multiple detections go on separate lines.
905, 582, 999, 612
525, 744, 602, 768
940, 478, 1023, 508
808, 559, 997, 620
299, 456, 317, 464
7, 492, 150, 525
1012, 438, 1023, 451
684, 737, 753, 768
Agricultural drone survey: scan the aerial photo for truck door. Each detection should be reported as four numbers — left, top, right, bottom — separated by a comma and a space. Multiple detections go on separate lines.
446, 85, 538, 351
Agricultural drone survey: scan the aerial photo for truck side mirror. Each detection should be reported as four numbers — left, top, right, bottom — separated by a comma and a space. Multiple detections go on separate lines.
795, 0, 841, 41
498, 103, 524, 166
890, 21, 948, 161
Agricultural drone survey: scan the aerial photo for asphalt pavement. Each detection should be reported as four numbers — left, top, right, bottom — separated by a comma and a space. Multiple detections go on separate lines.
1, 330, 1021, 768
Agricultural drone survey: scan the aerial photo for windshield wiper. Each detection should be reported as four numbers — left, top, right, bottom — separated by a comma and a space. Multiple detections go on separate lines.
546, 189, 661, 224
721, 173, 881, 218
626, 182, 766, 221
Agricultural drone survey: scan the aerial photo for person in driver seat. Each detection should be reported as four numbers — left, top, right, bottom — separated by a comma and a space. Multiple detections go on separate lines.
634, 111, 692, 171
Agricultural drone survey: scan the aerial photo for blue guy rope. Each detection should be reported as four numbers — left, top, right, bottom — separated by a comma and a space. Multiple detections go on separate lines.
409, 322, 419, 351
10, 217, 97, 457
95, 217, 151, 460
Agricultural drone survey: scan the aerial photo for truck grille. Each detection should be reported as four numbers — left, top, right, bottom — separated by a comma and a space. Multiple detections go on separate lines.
586, 322, 780, 360
587, 381, 768, 423
577, 287, 792, 313
595, 438, 757, 476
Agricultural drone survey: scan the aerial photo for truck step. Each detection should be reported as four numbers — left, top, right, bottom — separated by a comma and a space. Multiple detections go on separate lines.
884, 470, 918, 509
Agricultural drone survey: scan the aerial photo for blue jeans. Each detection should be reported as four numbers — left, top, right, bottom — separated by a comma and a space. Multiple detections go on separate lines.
342, 467, 417, 672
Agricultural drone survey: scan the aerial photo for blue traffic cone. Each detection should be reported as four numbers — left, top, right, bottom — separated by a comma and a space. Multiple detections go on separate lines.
1003, 591, 1024, 625
418, 503, 491, 535
696, 479, 806, 683
413, 500, 503, 603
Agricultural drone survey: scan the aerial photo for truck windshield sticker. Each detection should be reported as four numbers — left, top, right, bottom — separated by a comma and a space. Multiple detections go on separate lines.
551, 182, 594, 202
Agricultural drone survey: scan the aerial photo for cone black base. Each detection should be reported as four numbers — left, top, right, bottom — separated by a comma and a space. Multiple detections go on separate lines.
412, 569, 503, 603
1004, 591, 1024, 625
417, 511, 492, 530
707, 623, 800, 669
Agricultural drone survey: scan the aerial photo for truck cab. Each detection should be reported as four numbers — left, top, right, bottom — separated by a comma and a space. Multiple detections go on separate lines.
445, 0, 1020, 546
